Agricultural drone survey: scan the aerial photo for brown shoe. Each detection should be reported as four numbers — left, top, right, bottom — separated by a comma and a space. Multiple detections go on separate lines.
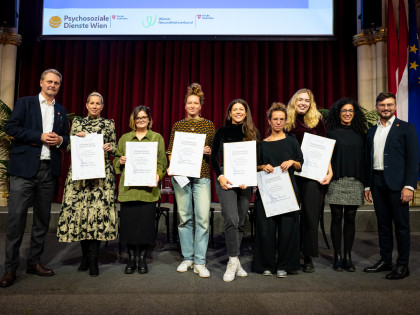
26, 264, 54, 277
0, 272, 16, 287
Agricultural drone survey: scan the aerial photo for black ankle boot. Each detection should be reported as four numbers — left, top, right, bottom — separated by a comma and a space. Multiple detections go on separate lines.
88, 240, 100, 277
125, 245, 137, 274
333, 251, 343, 271
138, 246, 148, 274
302, 256, 314, 273
78, 240, 89, 272
342, 252, 355, 272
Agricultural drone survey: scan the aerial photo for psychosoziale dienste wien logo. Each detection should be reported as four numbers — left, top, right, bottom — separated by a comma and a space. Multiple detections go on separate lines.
49, 16, 62, 28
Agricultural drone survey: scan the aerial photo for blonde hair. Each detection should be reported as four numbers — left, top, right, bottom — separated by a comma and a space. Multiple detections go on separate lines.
285, 88, 321, 131
184, 83, 204, 104
86, 91, 104, 104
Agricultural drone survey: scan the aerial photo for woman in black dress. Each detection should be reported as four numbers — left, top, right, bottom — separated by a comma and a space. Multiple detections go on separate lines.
252, 103, 303, 277
325, 98, 366, 271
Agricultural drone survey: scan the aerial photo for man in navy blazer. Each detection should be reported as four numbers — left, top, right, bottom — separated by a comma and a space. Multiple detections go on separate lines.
0, 69, 69, 287
364, 92, 419, 279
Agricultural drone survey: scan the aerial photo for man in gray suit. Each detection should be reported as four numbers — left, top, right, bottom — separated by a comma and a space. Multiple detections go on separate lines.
0, 69, 69, 287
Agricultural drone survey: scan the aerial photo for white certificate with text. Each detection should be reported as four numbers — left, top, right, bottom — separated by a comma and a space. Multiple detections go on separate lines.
295, 132, 335, 181
71, 133, 105, 180
124, 142, 158, 186
257, 167, 300, 217
223, 141, 257, 187
169, 131, 206, 178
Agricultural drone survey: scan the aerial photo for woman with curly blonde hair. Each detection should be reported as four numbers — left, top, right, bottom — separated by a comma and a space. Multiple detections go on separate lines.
285, 89, 332, 273
167, 83, 215, 278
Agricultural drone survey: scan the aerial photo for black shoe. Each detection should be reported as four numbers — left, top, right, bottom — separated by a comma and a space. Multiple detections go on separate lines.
88, 255, 99, 277
78, 241, 90, 271
78, 256, 89, 272
302, 257, 315, 273
342, 252, 355, 272
125, 246, 137, 274
385, 265, 409, 280
138, 248, 148, 274
364, 261, 393, 273
333, 251, 343, 271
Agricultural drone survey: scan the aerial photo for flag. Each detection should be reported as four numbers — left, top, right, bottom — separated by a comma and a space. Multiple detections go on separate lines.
387, 0, 398, 96
396, 0, 408, 120
408, 0, 420, 173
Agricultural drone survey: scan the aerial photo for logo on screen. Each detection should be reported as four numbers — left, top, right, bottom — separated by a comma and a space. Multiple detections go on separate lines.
112, 15, 116, 20
142, 15, 157, 28
197, 15, 201, 19
49, 16, 62, 28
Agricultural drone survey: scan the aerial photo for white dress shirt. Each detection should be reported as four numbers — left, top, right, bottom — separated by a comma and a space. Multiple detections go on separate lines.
39, 93, 55, 160
373, 115, 395, 170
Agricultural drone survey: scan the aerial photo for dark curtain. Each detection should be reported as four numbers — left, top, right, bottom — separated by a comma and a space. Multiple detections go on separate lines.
16, 0, 358, 202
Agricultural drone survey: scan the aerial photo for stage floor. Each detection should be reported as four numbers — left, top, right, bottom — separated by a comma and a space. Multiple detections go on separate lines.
0, 232, 419, 314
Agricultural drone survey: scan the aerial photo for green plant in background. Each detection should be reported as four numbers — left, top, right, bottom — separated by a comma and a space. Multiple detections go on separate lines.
318, 107, 379, 129
0, 99, 12, 198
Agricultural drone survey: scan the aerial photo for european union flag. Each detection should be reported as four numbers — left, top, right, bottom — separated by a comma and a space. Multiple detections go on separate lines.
408, 0, 420, 178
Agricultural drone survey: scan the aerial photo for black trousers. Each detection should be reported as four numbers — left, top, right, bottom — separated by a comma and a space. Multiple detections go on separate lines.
4, 161, 56, 272
371, 173, 410, 266
297, 177, 323, 257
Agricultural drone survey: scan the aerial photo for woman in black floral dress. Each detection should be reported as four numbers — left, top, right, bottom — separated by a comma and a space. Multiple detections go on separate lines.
57, 92, 118, 277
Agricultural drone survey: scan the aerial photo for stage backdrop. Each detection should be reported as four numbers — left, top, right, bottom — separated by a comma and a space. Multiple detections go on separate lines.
16, 0, 358, 202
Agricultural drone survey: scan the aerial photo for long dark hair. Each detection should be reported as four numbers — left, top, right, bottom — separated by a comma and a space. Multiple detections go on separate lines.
224, 99, 259, 141
325, 98, 367, 134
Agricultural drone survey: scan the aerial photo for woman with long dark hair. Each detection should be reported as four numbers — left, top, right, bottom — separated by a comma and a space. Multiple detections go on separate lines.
325, 98, 366, 271
211, 99, 259, 282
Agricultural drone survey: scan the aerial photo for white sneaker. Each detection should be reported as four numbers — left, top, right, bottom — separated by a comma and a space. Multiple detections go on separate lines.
276, 270, 287, 278
263, 270, 272, 276
223, 261, 238, 282
177, 260, 193, 272
194, 264, 210, 278
236, 261, 248, 278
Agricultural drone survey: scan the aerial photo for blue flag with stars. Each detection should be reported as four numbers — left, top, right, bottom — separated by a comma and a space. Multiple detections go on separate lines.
408, 0, 420, 179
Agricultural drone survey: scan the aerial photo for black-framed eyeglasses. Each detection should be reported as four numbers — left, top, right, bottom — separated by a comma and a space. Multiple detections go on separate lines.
340, 109, 355, 114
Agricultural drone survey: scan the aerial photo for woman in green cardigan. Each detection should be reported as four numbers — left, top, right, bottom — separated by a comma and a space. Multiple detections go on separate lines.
114, 106, 167, 274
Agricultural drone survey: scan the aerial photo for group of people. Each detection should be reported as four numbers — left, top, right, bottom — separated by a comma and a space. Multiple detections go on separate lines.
0, 69, 418, 288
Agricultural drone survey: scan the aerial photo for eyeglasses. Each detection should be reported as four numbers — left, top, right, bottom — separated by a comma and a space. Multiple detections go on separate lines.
135, 116, 149, 121
377, 103, 396, 109
340, 109, 355, 114
271, 118, 286, 123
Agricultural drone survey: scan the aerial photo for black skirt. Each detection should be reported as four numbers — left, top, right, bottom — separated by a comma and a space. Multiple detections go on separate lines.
119, 201, 156, 245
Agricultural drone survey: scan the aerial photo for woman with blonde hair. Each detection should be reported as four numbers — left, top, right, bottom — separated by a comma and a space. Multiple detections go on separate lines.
285, 89, 332, 273
167, 83, 215, 278
211, 99, 259, 282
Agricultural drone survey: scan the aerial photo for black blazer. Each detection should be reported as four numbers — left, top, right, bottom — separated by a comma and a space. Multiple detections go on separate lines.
6, 95, 70, 178
366, 117, 419, 191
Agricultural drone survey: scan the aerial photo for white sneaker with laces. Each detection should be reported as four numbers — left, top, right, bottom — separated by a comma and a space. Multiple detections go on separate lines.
263, 270, 272, 276
177, 260, 193, 272
236, 260, 248, 277
223, 260, 238, 282
276, 270, 287, 278
194, 264, 210, 278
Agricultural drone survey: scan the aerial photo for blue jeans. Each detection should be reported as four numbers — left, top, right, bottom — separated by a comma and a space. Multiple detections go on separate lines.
172, 177, 211, 265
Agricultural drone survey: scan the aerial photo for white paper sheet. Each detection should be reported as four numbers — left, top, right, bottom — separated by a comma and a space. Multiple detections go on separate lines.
223, 140, 257, 187
295, 132, 335, 181
71, 133, 105, 180
124, 142, 158, 187
257, 167, 300, 217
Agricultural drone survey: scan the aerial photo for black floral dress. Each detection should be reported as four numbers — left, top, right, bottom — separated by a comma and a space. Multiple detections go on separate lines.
57, 116, 118, 242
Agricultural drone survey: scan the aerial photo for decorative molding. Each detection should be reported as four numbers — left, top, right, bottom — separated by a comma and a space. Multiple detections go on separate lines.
0, 31, 22, 47
353, 28, 387, 47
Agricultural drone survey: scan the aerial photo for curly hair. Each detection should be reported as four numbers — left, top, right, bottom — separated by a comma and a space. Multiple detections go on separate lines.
285, 88, 321, 131
325, 98, 367, 134
184, 82, 204, 104
224, 99, 259, 141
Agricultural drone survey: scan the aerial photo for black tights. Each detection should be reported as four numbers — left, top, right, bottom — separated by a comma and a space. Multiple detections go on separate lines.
330, 204, 358, 252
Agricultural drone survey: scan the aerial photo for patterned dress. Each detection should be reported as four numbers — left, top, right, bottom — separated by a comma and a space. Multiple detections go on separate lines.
57, 116, 118, 242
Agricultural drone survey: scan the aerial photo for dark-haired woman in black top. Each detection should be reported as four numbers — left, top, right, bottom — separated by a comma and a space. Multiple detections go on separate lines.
325, 98, 367, 272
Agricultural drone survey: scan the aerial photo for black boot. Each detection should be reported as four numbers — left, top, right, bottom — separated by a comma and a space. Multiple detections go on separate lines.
138, 245, 148, 274
125, 245, 137, 274
78, 240, 89, 272
302, 256, 314, 273
342, 252, 355, 272
333, 251, 343, 271
88, 240, 100, 277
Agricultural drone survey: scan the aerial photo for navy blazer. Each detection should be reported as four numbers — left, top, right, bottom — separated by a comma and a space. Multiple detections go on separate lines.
6, 95, 70, 178
366, 117, 419, 191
